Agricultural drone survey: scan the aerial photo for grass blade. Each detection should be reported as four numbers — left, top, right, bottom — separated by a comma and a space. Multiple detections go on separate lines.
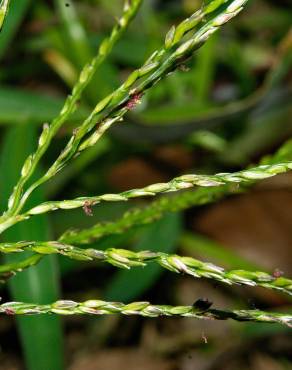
0, 126, 64, 370
0, 0, 30, 58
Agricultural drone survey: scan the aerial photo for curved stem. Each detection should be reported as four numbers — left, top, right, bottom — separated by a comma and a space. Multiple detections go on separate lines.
58, 138, 292, 245
22, 161, 292, 218
0, 299, 291, 327
0, 254, 42, 282
1, 135, 292, 236
1, 242, 291, 296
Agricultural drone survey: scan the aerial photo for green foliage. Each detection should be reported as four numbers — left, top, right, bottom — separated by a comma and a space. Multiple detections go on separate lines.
0, 0, 10, 29
0, 126, 64, 370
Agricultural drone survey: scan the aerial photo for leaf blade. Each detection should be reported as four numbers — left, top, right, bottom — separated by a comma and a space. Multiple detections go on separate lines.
0, 125, 64, 370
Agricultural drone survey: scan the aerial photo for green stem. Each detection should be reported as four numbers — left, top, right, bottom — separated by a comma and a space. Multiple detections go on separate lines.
1, 243, 291, 296
1, 137, 292, 238
60, 138, 292, 244
59, 188, 221, 244
19, 160, 292, 218
0, 299, 291, 327
0, 254, 42, 282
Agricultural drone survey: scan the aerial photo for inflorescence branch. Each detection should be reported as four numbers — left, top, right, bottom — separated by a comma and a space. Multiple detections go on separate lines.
0, 159, 290, 235
1, 243, 291, 296
0, 299, 291, 327
59, 138, 292, 244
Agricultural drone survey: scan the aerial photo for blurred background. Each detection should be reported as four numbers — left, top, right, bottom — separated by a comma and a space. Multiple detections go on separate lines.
0, 0, 292, 369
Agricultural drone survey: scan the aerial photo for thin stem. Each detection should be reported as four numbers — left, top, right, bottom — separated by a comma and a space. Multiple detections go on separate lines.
0, 254, 42, 282
1, 138, 291, 236
21, 161, 292, 217
1, 243, 291, 296
60, 187, 228, 244
0, 299, 291, 327
58, 138, 292, 244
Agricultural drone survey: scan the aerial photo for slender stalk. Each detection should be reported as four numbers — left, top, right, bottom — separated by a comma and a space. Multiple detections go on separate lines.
3, 0, 143, 218
20, 160, 292, 217
0, 255, 42, 282
61, 138, 292, 245
60, 187, 228, 244
8, 0, 249, 217
0, 299, 291, 327
1, 138, 292, 236
1, 242, 291, 296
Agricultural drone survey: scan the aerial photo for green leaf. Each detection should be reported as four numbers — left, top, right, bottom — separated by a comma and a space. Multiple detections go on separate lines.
0, 126, 64, 370
0, 0, 31, 59
192, 33, 218, 105
0, 86, 88, 125
0, 0, 11, 31
105, 213, 182, 301
54, 0, 91, 69
53, 0, 116, 102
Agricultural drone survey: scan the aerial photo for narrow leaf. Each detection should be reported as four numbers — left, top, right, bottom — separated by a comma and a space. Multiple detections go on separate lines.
0, 126, 64, 370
